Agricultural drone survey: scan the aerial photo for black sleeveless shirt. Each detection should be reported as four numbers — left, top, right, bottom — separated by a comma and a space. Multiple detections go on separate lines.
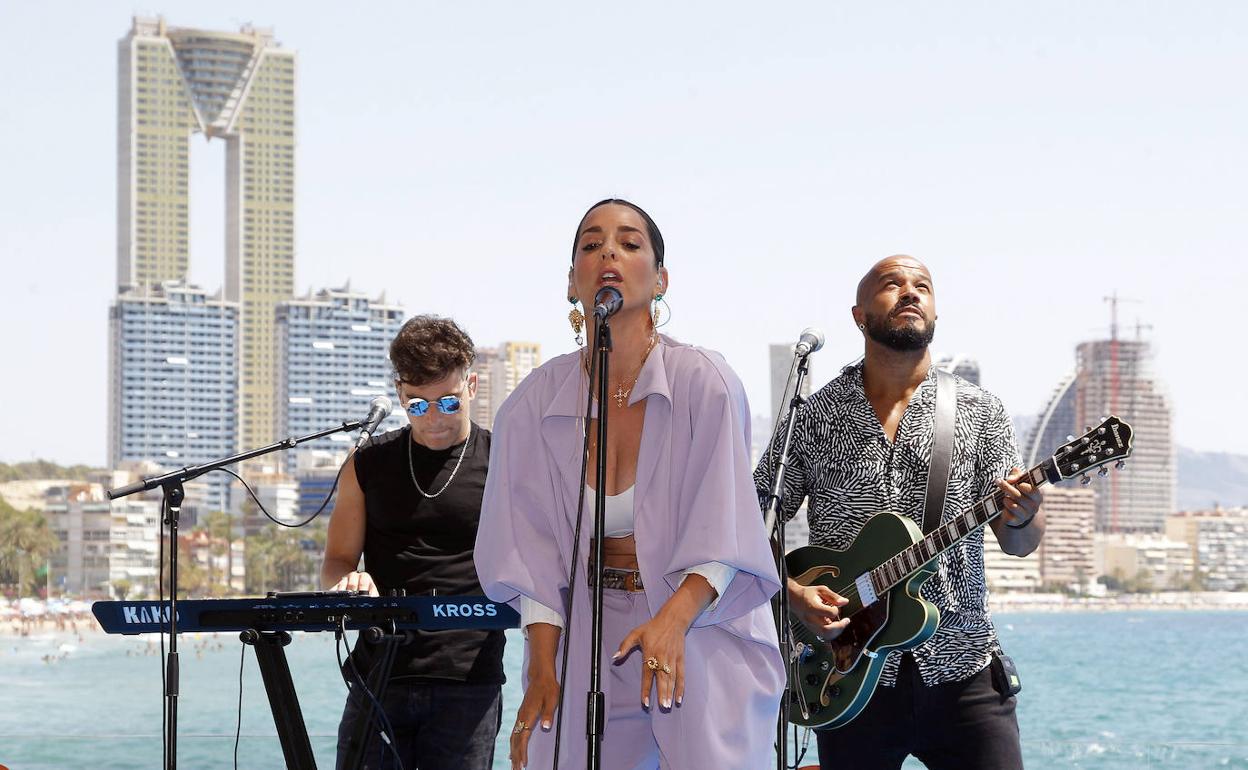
351, 422, 505, 684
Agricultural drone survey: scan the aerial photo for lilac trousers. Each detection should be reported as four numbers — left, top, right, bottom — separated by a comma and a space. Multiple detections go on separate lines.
523, 587, 781, 770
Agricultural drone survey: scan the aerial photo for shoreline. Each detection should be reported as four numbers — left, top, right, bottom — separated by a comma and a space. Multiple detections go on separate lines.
4, 592, 1248, 638
989, 591, 1248, 613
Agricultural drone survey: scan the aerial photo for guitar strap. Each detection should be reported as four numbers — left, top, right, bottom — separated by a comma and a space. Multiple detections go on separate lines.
922, 368, 956, 534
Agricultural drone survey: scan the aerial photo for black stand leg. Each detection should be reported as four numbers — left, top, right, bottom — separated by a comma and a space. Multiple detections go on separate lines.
243, 629, 318, 770
162, 482, 184, 770
585, 315, 612, 770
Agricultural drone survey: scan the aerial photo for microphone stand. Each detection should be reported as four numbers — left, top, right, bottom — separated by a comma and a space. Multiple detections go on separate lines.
761, 350, 812, 770
107, 419, 365, 770
585, 312, 612, 770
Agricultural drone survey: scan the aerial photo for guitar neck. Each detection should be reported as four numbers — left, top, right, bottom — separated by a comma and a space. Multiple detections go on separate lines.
869, 460, 1058, 596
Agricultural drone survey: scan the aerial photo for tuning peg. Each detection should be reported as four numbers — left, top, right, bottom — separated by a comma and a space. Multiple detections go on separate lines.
1098, 466, 1109, 477
1080, 473, 1092, 486
1100, 416, 1108, 423
1115, 460, 1126, 470
1085, 426, 1092, 433
1066, 435, 1075, 442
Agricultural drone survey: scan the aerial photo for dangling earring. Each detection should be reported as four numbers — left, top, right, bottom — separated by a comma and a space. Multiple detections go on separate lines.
568, 298, 585, 346
652, 294, 663, 329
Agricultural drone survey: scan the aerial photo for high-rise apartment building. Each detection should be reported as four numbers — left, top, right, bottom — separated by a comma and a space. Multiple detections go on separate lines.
1036, 486, 1096, 590
118, 16, 296, 452
1166, 508, 1248, 591
472, 342, 542, 429
108, 282, 239, 510
276, 287, 405, 472
933, 353, 981, 386
769, 343, 814, 420
1026, 328, 1173, 534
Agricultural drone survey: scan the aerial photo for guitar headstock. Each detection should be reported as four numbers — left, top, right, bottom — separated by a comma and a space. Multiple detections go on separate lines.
1050, 415, 1134, 485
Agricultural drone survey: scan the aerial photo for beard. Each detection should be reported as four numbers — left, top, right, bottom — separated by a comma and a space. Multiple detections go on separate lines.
863, 309, 935, 352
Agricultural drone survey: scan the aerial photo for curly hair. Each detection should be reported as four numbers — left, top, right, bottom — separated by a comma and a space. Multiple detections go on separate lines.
390, 315, 476, 385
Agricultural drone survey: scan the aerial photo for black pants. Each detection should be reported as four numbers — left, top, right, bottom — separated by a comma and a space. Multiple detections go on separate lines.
817, 654, 1023, 770
335, 681, 502, 770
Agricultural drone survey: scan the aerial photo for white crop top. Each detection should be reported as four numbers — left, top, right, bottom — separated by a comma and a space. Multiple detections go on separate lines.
519, 486, 737, 632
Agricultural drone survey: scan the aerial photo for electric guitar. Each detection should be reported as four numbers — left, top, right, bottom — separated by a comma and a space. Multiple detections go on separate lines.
784, 415, 1134, 729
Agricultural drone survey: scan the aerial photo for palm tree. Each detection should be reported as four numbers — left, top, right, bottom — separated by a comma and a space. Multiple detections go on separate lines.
0, 498, 60, 597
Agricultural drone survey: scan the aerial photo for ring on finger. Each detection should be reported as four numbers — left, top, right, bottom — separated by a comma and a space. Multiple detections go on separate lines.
660, 662, 672, 675
645, 656, 660, 671
512, 720, 530, 735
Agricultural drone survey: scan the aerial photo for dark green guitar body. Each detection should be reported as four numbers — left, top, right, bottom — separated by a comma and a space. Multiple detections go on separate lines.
785, 512, 940, 729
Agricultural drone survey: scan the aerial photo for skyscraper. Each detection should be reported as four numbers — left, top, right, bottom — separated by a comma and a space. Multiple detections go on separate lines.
1074, 337, 1174, 532
769, 343, 814, 420
108, 282, 239, 510
472, 342, 542, 429
276, 287, 406, 473
117, 16, 296, 452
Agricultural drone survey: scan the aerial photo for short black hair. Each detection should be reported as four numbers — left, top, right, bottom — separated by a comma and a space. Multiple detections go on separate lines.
390, 315, 475, 385
571, 198, 665, 267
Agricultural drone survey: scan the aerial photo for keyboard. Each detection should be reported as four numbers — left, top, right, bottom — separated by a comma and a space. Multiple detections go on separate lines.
92, 592, 519, 635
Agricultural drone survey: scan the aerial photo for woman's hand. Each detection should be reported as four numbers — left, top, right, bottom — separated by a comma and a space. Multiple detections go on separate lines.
509, 671, 558, 770
612, 575, 714, 710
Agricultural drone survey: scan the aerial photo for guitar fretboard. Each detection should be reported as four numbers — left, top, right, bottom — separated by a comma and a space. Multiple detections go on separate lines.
868, 461, 1056, 597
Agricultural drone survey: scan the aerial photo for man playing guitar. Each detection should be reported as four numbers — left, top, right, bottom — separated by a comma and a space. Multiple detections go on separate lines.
756, 255, 1043, 770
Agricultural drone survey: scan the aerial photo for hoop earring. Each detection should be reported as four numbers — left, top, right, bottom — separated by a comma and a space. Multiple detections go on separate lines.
568, 298, 585, 346
858, 323, 866, 331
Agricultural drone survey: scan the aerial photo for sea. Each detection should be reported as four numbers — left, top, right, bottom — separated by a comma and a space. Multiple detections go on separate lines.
1, 611, 1245, 769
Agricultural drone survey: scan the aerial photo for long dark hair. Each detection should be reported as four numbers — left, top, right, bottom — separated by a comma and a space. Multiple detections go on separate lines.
571, 198, 665, 267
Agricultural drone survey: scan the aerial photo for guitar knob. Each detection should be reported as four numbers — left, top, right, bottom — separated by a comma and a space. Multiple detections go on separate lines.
1098, 466, 1109, 477
1115, 460, 1126, 470
1080, 473, 1092, 486
1088, 455, 1098, 463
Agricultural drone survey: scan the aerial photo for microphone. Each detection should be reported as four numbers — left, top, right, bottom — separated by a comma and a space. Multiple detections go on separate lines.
354, 396, 393, 449
592, 286, 624, 320
794, 327, 825, 357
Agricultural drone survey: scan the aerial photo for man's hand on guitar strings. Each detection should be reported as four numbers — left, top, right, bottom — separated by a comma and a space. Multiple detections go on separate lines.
788, 582, 851, 642
997, 468, 1043, 527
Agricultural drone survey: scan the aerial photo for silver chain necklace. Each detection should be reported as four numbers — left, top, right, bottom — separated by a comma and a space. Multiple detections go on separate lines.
407, 427, 471, 499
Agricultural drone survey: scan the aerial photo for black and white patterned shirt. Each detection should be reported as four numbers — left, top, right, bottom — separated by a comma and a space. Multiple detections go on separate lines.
756, 362, 1021, 687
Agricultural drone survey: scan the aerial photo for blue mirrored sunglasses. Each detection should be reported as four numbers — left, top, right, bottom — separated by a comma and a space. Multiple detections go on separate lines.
405, 395, 463, 417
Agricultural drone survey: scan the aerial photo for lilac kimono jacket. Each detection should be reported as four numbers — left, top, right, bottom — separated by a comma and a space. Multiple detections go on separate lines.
475, 336, 785, 768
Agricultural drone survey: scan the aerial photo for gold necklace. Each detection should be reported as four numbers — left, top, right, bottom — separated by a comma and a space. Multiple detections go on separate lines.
583, 333, 658, 408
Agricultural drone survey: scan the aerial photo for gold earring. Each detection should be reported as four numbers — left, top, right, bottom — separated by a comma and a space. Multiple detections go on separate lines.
568, 299, 585, 346
652, 293, 664, 328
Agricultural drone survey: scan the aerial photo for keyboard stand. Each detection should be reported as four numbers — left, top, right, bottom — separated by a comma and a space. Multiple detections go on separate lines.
242, 629, 317, 770
340, 625, 407, 770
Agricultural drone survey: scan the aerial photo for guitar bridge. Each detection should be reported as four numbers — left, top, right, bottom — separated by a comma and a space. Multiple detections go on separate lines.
855, 573, 878, 606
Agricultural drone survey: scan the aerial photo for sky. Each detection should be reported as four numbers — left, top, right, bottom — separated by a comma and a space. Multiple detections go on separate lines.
1, 1, 1246, 466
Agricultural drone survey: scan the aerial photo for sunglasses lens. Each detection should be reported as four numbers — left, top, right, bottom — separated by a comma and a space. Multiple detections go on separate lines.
406, 400, 429, 416
438, 396, 462, 414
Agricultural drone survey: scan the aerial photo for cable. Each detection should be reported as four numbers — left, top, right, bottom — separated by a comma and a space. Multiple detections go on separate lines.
234, 640, 245, 769
214, 458, 346, 529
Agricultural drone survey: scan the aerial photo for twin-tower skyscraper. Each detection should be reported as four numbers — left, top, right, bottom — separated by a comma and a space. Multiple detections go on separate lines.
112, 16, 295, 480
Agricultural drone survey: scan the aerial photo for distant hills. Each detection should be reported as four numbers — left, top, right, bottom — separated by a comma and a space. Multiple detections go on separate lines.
1178, 447, 1248, 511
